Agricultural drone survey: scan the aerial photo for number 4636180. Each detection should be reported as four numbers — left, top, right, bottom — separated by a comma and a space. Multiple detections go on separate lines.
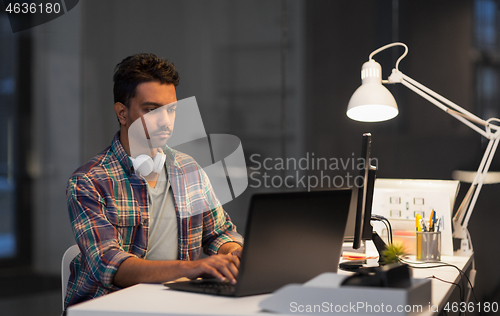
443, 302, 498, 313
5, 2, 61, 14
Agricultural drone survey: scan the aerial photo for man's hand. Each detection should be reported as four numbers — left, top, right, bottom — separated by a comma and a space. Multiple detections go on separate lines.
230, 247, 243, 258
113, 243, 244, 288
218, 242, 243, 258
182, 253, 240, 284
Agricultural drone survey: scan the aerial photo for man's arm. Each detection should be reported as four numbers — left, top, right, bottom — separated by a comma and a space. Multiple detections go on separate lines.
113, 253, 240, 287
68, 174, 136, 290
200, 169, 244, 255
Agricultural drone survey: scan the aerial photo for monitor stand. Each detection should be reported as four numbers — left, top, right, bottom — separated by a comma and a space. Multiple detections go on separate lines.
372, 231, 387, 264
339, 232, 387, 271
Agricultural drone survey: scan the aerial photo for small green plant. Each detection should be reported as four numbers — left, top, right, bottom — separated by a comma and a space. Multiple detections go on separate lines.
381, 243, 408, 265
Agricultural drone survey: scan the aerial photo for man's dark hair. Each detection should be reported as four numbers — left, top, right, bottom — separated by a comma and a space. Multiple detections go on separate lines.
113, 53, 180, 106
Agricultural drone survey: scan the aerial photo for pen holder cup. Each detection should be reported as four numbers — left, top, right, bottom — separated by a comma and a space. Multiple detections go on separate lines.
416, 231, 441, 262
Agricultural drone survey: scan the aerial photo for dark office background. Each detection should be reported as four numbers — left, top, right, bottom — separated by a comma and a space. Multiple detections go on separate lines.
0, 0, 499, 315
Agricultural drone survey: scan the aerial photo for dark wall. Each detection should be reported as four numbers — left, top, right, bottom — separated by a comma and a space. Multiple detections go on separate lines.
79, 0, 307, 238
305, 0, 500, 306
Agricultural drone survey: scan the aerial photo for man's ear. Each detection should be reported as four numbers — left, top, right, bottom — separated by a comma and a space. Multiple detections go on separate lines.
114, 102, 128, 126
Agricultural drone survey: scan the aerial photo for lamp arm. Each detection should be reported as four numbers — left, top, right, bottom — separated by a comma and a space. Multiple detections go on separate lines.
400, 73, 488, 126
387, 69, 500, 254
388, 70, 497, 138
455, 137, 500, 228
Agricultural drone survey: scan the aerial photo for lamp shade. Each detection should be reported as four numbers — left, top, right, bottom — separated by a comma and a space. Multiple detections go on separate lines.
346, 60, 399, 122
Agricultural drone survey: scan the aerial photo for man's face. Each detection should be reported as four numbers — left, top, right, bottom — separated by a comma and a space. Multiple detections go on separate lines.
125, 81, 177, 149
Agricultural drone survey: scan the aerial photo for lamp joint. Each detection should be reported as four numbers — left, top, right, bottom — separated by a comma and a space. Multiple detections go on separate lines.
388, 69, 403, 83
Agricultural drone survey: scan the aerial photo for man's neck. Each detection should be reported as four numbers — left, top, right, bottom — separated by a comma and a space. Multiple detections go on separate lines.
119, 127, 132, 156
120, 128, 162, 187
120, 127, 157, 158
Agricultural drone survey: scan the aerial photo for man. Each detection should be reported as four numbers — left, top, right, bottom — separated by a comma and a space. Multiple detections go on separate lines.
65, 53, 243, 309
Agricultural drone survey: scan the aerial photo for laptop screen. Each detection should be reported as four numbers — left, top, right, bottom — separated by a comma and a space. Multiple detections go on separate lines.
235, 189, 352, 296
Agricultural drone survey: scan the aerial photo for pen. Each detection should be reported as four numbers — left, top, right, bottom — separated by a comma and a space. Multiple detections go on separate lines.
435, 217, 441, 232
416, 217, 422, 259
419, 218, 428, 232
429, 210, 435, 232
415, 214, 422, 232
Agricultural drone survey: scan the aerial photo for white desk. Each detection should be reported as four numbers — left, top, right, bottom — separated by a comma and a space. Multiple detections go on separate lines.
67, 255, 472, 316
408, 255, 473, 316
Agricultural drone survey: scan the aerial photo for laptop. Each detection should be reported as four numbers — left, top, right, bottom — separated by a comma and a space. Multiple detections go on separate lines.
165, 189, 352, 296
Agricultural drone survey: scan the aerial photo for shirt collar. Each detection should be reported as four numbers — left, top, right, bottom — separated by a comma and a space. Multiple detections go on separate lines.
163, 145, 181, 170
110, 131, 134, 176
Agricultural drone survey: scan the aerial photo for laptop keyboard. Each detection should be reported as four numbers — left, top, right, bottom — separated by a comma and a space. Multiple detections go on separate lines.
192, 280, 236, 294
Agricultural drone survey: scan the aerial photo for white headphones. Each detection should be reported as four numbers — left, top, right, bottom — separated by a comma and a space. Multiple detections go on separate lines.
129, 150, 166, 176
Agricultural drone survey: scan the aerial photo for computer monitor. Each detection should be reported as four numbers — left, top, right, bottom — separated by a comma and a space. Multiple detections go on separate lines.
341, 134, 388, 268
352, 133, 377, 249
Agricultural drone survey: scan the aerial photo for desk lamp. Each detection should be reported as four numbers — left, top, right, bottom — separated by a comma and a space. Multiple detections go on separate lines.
347, 42, 500, 255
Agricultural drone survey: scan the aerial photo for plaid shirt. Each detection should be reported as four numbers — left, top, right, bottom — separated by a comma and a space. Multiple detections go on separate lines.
65, 132, 243, 308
